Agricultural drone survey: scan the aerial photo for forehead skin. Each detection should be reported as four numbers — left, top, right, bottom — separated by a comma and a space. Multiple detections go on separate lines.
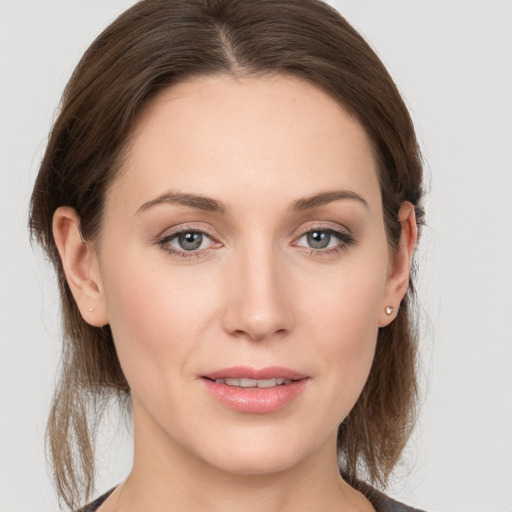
102, 74, 383, 232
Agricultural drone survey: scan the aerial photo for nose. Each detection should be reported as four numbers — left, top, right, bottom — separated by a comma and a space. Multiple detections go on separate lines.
221, 242, 294, 342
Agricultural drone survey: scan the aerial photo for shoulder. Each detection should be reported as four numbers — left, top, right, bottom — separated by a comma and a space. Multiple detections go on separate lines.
75, 489, 115, 512
370, 492, 426, 512
356, 480, 426, 512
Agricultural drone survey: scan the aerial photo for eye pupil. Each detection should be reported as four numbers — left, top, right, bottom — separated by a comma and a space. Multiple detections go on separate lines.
307, 231, 330, 249
178, 232, 203, 250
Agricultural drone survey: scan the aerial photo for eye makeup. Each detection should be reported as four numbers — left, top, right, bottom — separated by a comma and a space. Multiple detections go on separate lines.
156, 225, 222, 260
292, 225, 356, 259
154, 221, 357, 262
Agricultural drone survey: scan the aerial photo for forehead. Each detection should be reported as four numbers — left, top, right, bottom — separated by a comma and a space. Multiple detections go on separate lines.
109, 74, 381, 215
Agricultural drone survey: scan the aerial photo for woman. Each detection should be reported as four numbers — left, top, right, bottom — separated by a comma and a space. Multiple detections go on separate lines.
29, 0, 425, 510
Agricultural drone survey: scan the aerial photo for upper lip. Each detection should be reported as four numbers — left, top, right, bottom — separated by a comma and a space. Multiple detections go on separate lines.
202, 366, 308, 381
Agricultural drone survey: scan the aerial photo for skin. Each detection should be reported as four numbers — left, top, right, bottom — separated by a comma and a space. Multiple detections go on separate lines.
53, 75, 417, 512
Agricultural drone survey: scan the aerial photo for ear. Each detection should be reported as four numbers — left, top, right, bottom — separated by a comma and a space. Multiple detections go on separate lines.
52, 207, 109, 327
378, 201, 418, 327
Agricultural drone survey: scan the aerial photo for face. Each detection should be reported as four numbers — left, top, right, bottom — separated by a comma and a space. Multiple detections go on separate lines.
88, 75, 404, 476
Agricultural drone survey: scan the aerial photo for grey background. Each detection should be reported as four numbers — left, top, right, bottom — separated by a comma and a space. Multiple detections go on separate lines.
1, 1, 511, 511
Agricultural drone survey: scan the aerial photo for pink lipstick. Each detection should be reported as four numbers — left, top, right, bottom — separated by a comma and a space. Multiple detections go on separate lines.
202, 366, 308, 413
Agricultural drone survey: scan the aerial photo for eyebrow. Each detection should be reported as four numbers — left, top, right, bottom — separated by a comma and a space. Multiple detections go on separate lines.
135, 188, 368, 216
136, 191, 227, 215
292, 190, 368, 211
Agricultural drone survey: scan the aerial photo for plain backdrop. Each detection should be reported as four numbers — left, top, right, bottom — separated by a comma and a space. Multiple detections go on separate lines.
1, 1, 511, 511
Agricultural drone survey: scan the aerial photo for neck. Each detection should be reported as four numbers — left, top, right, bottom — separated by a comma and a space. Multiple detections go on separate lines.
106, 407, 371, 512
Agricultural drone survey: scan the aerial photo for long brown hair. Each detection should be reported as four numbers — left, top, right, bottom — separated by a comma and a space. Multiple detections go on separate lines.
29, 0, 424, 508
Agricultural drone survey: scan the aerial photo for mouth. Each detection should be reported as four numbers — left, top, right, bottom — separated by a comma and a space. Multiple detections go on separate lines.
206, 377, 293, 388
202, 366, 307, 386
201, 366, 309, 413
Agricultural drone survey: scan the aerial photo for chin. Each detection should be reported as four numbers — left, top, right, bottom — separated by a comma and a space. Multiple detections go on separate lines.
191, 425, 326, 477
208, 450, 303, 477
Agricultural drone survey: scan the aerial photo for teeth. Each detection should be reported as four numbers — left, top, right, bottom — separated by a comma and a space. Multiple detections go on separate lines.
256, 378, 278, 388
228, 378, 256, 387
214, 377, 291, 388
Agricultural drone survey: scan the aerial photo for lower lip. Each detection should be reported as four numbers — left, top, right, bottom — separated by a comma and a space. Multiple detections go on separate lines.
202, 378, 308, 413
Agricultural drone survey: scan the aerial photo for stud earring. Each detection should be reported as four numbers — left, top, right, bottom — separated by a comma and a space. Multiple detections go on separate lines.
385, 306, 393, 316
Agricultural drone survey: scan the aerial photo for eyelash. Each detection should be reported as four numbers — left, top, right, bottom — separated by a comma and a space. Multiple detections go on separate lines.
156, 225, 356, 260
157, 226, 220, 260
292, 227, 356, 258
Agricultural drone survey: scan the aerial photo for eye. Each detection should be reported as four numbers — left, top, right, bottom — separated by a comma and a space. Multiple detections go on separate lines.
300, 230, 336, 249
157, 228, 220, 258
171, 231, 209, 251
294, 227, 355, 253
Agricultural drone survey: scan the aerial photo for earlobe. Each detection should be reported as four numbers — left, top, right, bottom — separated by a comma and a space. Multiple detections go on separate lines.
52, 207, 109, 327
378, 201, 418, 327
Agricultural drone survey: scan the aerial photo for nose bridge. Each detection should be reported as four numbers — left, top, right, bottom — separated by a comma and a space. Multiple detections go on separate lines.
222, 236, 293, 341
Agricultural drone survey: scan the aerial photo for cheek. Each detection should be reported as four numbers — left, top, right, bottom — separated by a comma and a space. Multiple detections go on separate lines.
315, 283, 380, 378
295, 254, 387, 413
299, 251, 387, 341
99, 254, 204, 382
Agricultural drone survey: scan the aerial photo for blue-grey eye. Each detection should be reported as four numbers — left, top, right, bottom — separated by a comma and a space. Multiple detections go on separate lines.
174, 231, 205, 251
306, 231, 331, 249
296, 228, 350, 251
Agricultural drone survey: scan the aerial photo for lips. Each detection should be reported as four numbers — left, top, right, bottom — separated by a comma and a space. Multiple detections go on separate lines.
203, 366, 307, 381
201, 366, 309, 413
213, 377, 292, 388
